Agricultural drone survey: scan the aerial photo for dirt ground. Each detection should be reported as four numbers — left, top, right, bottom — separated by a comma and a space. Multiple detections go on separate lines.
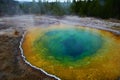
0, 15, 120, 80
0, 15, 58, 80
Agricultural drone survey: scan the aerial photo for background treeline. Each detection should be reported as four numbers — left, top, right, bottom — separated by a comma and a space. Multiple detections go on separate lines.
71, 0, 120, 19
19, 0, 71, 16
0, 0, 120, 19
0, 0, 21, 16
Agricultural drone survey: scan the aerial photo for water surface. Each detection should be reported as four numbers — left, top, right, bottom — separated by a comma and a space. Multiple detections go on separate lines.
22, 25, 120, 80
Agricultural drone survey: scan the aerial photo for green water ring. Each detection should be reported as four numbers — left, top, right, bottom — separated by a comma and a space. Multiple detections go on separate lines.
34, 28, 103, 65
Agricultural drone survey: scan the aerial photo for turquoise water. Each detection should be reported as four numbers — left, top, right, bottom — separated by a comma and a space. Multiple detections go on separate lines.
34, 28, 103, 62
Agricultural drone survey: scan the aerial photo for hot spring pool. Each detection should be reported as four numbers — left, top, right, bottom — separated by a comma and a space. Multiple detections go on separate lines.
34, 28, 103, 63
22, 24, 120, 80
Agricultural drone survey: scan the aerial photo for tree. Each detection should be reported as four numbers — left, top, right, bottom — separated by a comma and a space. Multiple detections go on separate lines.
0, 0, 20, 16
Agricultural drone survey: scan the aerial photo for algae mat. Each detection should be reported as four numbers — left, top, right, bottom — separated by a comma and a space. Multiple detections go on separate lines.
22, 24, 120, 80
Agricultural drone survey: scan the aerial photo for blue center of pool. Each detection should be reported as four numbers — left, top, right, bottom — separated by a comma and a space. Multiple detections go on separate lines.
34, 28, 103, 62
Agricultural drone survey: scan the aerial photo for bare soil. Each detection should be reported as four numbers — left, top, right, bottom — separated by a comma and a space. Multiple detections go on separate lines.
0, 16, 57, 80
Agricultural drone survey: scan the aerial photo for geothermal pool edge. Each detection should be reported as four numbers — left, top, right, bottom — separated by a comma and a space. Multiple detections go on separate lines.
19, 31, 61, 80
